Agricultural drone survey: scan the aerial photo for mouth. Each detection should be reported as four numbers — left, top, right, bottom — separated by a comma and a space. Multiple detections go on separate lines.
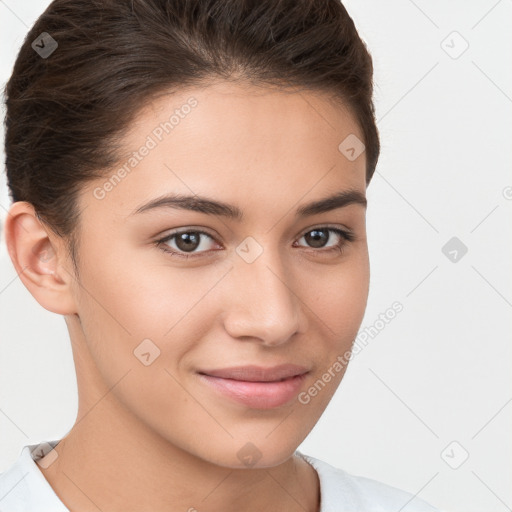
196, 364, 310, 409
197, 364, 310, 382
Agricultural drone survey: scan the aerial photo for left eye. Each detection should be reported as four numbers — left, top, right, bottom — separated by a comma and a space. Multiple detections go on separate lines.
155, 227, 354, 259
299, 227, 354, 252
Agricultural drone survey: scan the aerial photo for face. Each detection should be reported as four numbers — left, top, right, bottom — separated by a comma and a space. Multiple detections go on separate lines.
61, 81, 370, 468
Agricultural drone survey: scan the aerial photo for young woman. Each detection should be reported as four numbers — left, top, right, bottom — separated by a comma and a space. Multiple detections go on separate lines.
1, 0, 441, 510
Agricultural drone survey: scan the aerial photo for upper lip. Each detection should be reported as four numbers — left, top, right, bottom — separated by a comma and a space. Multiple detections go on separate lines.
198, 364, 309, 382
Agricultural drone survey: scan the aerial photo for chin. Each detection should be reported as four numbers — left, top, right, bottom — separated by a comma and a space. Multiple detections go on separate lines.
195, 436, 300, 470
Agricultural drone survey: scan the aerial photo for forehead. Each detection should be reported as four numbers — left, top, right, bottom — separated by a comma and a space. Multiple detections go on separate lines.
79, 81, 366, 223
140, 80, 364, 147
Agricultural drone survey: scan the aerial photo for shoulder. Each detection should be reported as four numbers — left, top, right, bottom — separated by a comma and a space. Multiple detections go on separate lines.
297, 451, 442, 512
0, 446, 34, 511
0, 441, 68, 512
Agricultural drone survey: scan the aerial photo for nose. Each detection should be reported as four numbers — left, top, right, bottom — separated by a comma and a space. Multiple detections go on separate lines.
222, 246, 306, 347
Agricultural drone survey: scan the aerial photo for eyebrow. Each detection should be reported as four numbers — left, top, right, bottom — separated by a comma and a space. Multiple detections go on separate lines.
130, 189, 366, 220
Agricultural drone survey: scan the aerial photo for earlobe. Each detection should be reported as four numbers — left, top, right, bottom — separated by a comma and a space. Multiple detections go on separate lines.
4, 201, 77, 315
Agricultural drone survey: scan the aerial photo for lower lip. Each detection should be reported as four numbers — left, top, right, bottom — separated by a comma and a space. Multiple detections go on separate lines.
198, 373, 308, 409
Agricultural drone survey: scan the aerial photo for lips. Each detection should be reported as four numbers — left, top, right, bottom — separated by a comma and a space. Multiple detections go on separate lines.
197, 364, 310, 409
197, 364, 309, 382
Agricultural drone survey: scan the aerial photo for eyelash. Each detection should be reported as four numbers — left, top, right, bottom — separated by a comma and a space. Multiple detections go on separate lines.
154, 226, 355, 260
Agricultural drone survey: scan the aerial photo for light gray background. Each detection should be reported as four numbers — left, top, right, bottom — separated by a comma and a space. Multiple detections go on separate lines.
0, 1, 511, 511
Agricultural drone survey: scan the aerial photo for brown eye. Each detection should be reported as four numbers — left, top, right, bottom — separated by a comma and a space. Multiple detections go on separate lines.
155, 226, 355, 260
303, 229, 329, 248
296, 227, 354, 251
174, 232, 201, 252
156, 229, 218, 258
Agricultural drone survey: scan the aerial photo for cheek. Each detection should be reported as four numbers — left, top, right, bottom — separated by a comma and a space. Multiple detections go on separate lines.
300, 252, 369, 339
73, 259, 213, 427
76, 251, 228, 374
293, 259, 369, 418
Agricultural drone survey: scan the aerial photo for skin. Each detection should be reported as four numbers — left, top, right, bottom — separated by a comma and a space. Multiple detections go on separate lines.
5, 80, 370, 512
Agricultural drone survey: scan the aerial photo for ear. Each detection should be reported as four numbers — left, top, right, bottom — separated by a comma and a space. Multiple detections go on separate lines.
4, 201, 78, 315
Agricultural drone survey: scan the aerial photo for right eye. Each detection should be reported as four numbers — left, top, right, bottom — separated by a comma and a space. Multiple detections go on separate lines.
155, 229, 220, 259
